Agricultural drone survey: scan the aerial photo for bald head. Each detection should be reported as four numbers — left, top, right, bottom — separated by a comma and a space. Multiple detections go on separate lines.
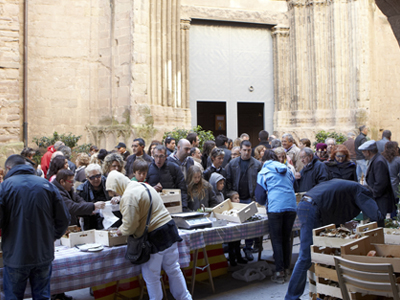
176, 139, 191, 161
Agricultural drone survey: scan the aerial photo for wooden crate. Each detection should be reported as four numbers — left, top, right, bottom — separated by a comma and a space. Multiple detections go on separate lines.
384, 228, 400, 245
341, 235, 400, 272
212, 199, 257, 223
61, 230, 96, 247
160, 189, 182, 214
313, 224, 384, 248
95, 230, 127, 246
308, 260, 342, 299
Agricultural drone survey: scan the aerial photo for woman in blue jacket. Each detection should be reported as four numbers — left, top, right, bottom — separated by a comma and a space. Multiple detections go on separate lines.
255, 150, 297, 284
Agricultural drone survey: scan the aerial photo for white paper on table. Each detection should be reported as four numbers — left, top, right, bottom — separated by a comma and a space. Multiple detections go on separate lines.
101, 203, 119, 229
105, 200, 120, 211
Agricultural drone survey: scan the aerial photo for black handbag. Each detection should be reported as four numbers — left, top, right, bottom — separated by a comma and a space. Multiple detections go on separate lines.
125, 183, 153, 265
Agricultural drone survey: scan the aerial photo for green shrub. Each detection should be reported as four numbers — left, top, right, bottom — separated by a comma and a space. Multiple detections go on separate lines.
163, 125, 215, 150
32, 132, 82, 149
314, 130, 347, 146
74, 143, 92, 154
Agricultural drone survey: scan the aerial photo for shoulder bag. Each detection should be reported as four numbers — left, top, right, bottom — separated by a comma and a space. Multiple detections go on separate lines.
125, 183, 153, 265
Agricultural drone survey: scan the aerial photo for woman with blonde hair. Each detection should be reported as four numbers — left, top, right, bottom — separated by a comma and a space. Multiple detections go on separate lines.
186, 166, 218, 211
75, 153, 90, 183
254, 145, 267, 162
102, 153, 125, 177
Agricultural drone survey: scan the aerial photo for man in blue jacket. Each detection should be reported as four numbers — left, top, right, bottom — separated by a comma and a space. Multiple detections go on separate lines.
285, 179, 384, 300
0, 155, 70, 299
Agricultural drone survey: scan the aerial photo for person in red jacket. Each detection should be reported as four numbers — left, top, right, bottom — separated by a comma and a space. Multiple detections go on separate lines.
41, 141, 64, 178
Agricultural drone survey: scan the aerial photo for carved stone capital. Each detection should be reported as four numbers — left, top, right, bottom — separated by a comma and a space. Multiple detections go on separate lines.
180, 19, 191, 30
272, 26, 290, 37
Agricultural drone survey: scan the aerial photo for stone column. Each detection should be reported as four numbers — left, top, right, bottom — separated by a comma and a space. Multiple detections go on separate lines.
180, 19, 190, 110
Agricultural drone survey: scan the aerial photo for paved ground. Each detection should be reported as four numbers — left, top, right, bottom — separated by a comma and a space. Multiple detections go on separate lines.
61, 237, 310, 300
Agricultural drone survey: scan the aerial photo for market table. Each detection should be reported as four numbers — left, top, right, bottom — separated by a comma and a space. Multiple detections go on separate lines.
0, 217, 271, 299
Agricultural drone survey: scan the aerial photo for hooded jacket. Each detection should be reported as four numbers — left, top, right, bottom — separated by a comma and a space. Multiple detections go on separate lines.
0, 164, 70, 268
41, 145, 55, 179
53, 179, 94, 226
255, 160, 296, 213
209, 172, 225, 204
107, 171, 181, 253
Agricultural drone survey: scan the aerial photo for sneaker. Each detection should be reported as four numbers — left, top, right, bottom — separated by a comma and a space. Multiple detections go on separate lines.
244, 249, 254, 261
284, 269, 291, 281
271, 272, 285, 284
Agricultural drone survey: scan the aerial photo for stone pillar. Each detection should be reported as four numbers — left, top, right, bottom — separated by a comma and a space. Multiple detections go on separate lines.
180, 19, 190, 110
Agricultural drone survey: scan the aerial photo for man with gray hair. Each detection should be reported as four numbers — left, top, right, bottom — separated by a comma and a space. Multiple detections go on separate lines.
270, 139, 282, 149
343, 132, 356, 162
282, 133, 303, 172
376, 130, 392, 154
59, 145, 76, 173
294, 147, 331, 193
325, 138, 336, 156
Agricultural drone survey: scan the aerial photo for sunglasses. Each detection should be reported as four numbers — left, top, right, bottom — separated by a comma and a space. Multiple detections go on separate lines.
335, 155, 346, 158
89, 174, 101, 180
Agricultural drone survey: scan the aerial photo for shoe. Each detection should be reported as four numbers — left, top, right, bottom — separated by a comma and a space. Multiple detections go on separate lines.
284, 269, 291, 281
51, 294, 73, 300
244, 249, 254, 261
252, 246, 263, 253
271, 271, 285, 284
229, 257, 237, 267
236, 256, 248, 264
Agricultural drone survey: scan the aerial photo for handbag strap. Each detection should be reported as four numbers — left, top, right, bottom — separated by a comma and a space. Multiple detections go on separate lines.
141, 183, 153, 235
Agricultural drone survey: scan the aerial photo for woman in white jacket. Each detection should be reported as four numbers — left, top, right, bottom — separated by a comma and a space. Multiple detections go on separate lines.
106, 171, 192, 300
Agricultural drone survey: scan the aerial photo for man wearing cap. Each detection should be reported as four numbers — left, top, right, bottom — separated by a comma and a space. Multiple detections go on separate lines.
115, 142, 130, 161
359, 140, 396, 226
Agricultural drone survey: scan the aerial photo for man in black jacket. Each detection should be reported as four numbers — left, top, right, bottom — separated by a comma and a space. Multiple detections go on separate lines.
295, 147, 331, 192
285, 179, 384, 300
0, 155, 70, 300
54, 169, 105, 226
124, 138, 153, 178
146, 145, 189, 211
354, 125, 368, 182
214, 134, 231, 167
252, 130, 271, 156
226, 140, 262, 260
359, 140, 395, 226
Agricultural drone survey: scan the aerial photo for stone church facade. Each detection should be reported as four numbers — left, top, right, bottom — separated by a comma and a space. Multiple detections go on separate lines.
1, 0, 400, 159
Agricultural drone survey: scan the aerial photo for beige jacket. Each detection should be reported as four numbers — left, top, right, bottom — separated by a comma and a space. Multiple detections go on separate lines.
286, 144, 304, 172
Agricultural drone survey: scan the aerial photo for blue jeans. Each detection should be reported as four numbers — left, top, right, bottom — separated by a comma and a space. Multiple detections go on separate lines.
4, 264, 52, 300
268, 211, 297, 272
356, 159, 367, 182
285, 200, 319, 300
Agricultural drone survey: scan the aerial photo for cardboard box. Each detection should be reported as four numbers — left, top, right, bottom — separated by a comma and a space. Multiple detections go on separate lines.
313, 223, 384, 248
95, 230, 127, 247
341, 235, 400, 272
61, 230, 96, 247
212, 199, 257, 223
160, 189, 182, 214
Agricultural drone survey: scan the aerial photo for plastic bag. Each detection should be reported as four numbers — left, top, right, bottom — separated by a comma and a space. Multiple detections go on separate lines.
232, 261, 273, 282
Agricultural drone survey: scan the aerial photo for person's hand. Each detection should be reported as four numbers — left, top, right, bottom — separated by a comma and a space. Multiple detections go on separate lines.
295, 172, 301, 180
94, 201, 106, 210
111, 196, 121, 204
154, 182, 163, 192
116, 229, 122, 236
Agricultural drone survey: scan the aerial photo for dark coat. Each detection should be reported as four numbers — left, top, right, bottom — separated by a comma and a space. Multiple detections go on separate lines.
295, 157, 331, 192
365, 153, 396, 216
305, 179, 384, 226
325, 160, 357, 182
122, 150, 130, 161
76, 176, 113, 230
53, 180, 94, 226
0, 164, 70, 268
203, 165, 228, 182
219, 145, 232, 167
68, 160, 76, 173
146, 161, 189, 211
376, 137, 390, 155
124, 152, 153, 178
354, 133, 367, 160
167, 154, 195, 177
226, 157, 262, 200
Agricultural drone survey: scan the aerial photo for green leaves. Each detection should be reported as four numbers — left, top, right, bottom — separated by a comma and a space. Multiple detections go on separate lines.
314, 130, 347, 146
32, 131, 82, 149
163, 125, 215, 149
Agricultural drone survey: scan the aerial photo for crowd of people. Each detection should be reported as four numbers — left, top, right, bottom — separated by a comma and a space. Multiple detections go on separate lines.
0, 126, 399, 300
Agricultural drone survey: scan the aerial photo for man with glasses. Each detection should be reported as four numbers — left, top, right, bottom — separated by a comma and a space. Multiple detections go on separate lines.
167, 139, 194, 180
76, 164, 120, 230
124, 138, 153, 178
294, 147, 331, 193
146, 145, 190, 211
